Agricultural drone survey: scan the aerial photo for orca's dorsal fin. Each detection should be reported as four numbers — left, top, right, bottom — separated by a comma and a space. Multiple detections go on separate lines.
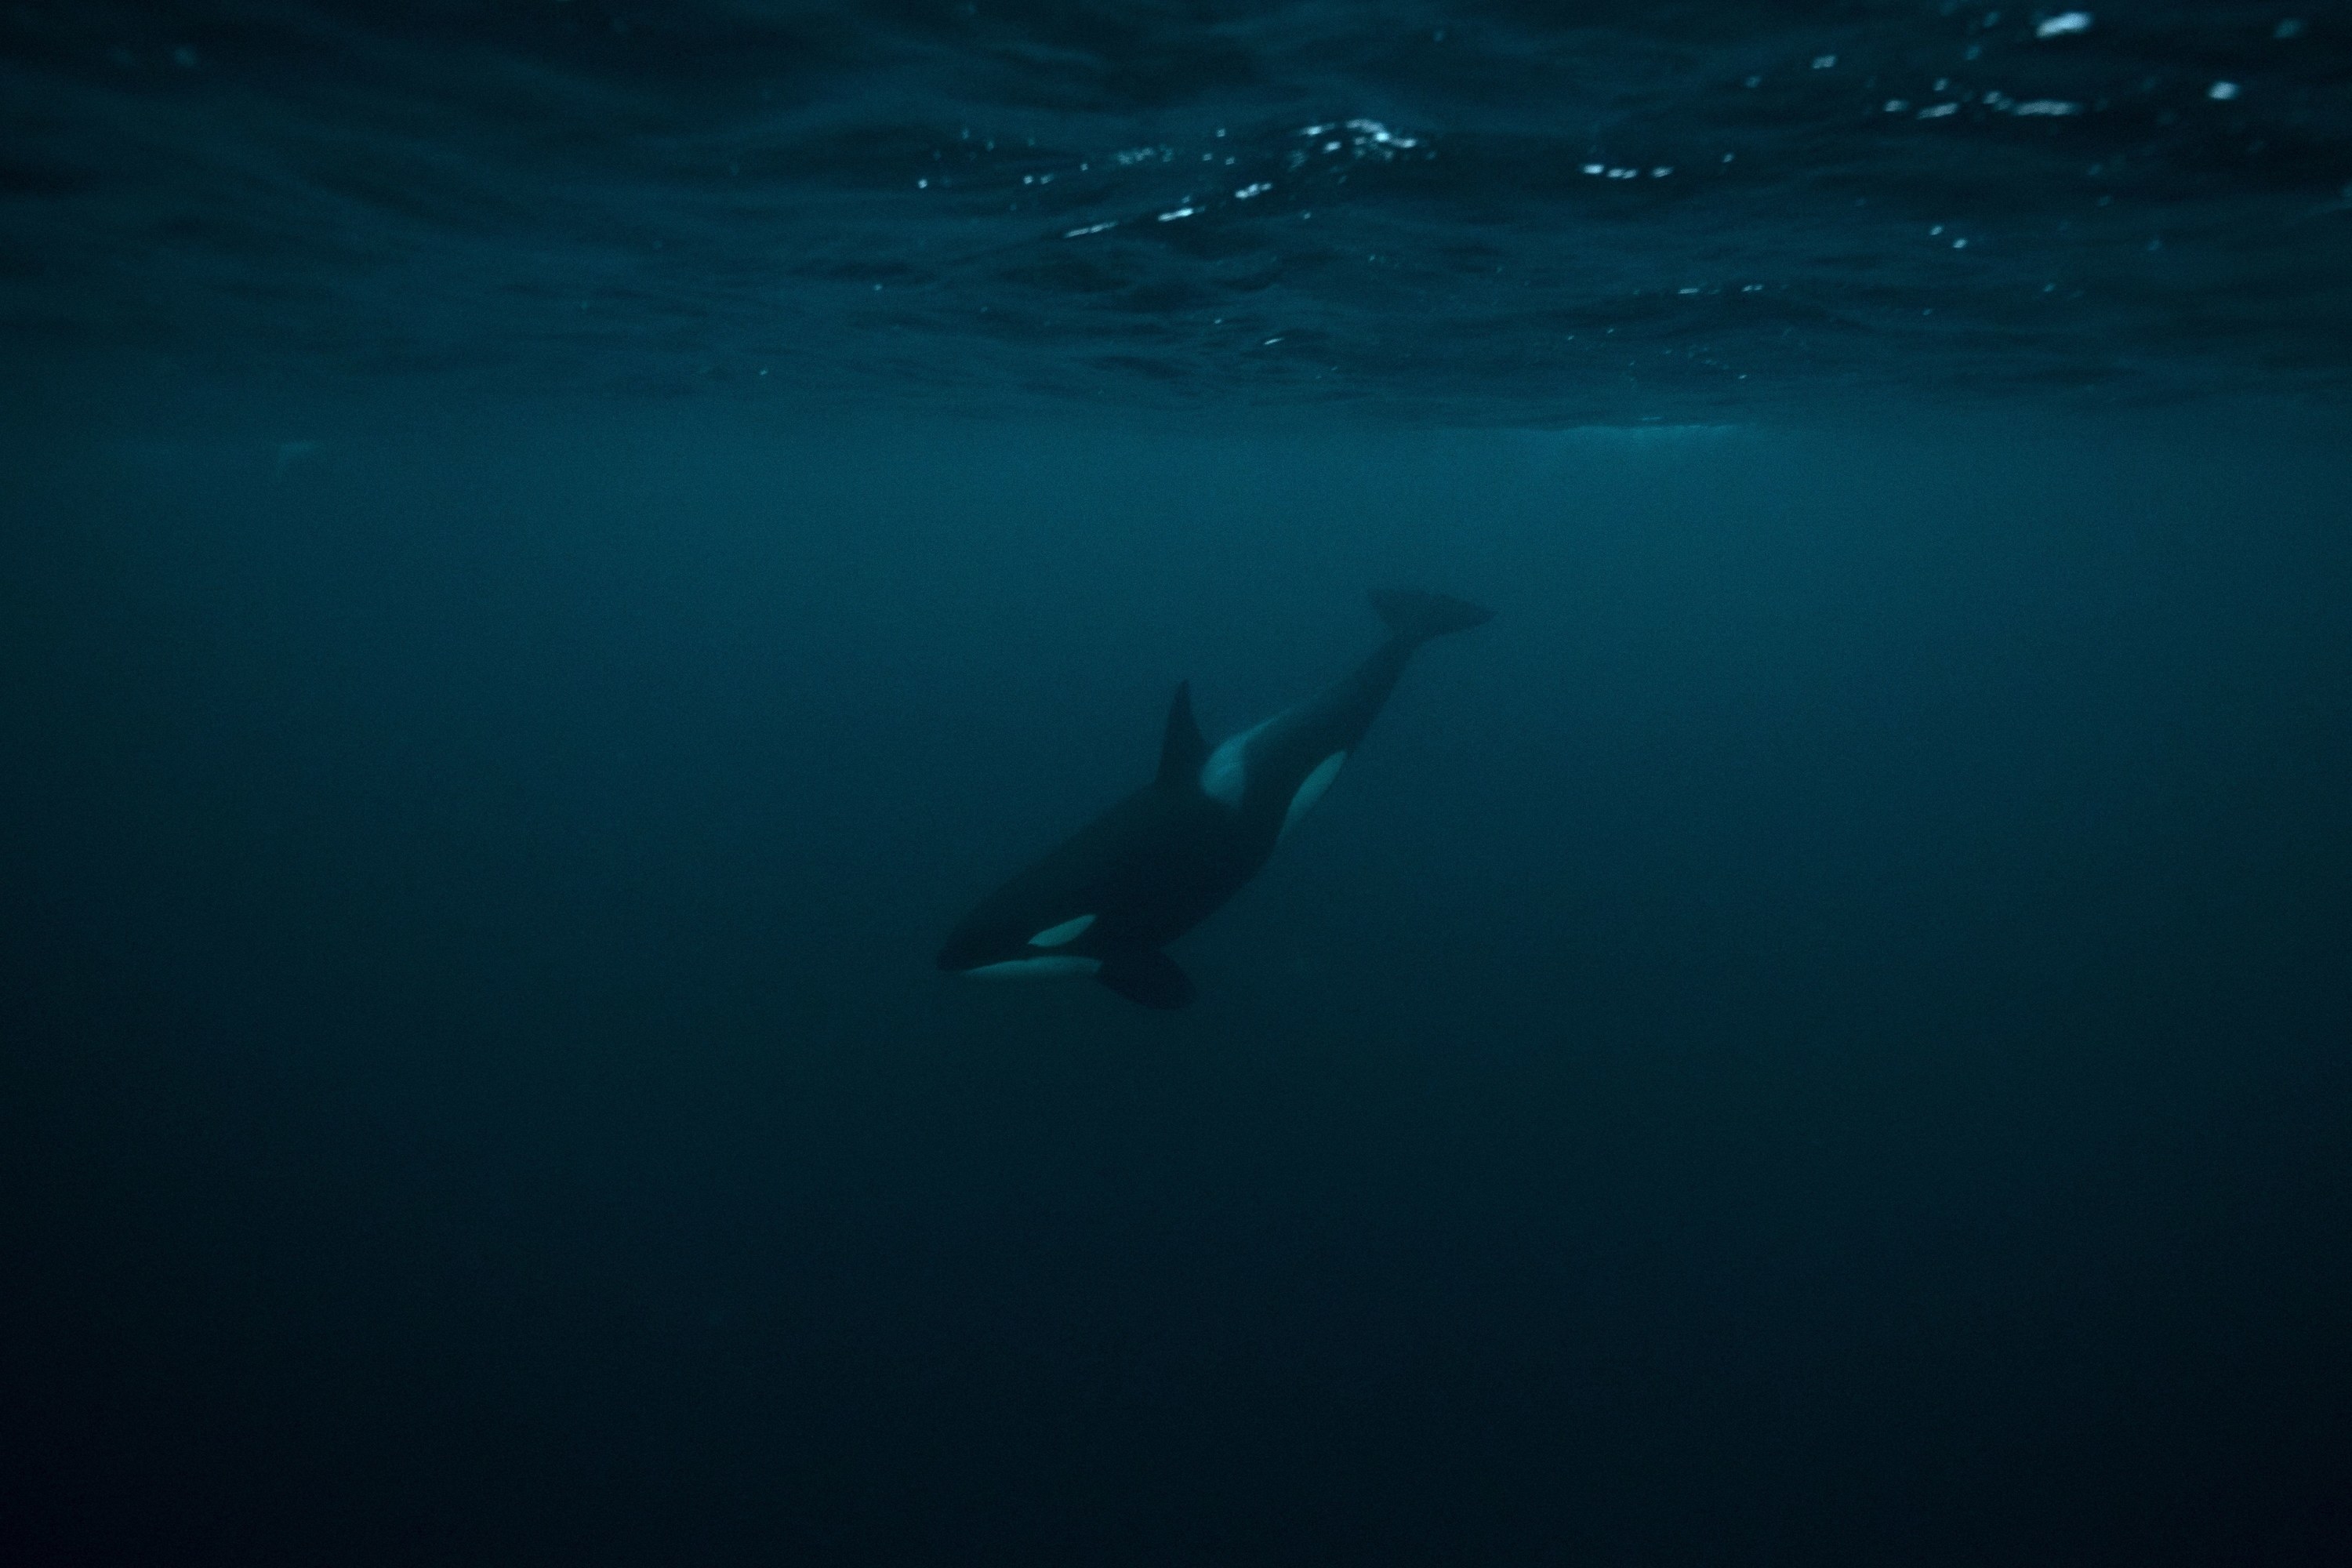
1097, 947, 1196, 1010
1156, 681, 1207, 789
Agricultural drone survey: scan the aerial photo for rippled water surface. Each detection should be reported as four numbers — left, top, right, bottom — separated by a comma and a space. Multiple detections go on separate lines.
7, 2, 2350, 414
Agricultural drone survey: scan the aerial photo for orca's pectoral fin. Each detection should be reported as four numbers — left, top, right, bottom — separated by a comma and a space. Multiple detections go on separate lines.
1096, 948, 1196, 1010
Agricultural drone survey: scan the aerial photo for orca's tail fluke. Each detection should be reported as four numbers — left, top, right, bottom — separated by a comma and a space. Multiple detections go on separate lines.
1370, 588, 1494, 645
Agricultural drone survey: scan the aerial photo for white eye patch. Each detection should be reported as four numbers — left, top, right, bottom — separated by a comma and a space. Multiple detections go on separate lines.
1027, 913, 1097, 948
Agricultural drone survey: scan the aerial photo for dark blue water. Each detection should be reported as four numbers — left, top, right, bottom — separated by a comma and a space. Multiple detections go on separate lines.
5, 7, 2350, 1566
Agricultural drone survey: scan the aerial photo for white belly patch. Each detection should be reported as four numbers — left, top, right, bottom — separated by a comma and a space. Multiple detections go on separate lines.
1200, 717, 1272, 808
963, 956, 1102, 981
1279, 751, 1347, 840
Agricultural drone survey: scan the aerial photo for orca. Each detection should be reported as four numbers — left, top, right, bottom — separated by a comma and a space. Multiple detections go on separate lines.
937, 589, 1494, 1009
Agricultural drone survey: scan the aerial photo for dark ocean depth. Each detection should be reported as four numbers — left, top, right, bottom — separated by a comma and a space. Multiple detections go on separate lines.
5, 6, 2351, 1567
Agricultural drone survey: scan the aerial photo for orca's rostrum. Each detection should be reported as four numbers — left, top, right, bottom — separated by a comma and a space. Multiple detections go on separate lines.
938, 590, 1494, 1009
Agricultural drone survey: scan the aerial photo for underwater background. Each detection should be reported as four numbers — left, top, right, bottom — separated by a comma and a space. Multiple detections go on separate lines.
4, 5, 2349, 1565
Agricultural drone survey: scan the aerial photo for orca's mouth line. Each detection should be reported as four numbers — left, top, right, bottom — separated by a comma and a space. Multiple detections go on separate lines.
960, 956, 1103, 981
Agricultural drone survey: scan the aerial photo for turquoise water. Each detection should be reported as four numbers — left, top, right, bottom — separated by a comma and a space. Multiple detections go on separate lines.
5, 7, 2349, 1565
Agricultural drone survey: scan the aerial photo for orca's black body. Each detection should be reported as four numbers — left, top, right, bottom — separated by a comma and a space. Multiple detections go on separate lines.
937, 590, 1493, 1008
